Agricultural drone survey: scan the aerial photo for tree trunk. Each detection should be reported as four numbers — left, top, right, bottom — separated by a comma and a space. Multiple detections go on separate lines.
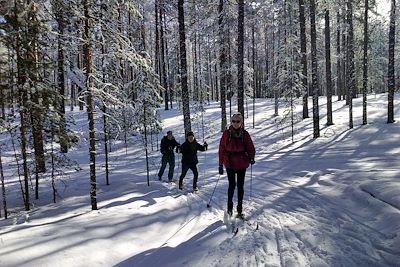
143, 103, 150, 186
207, 36, 214, 101
83, 0, 97, 210
325, 8, 333, 126
117, 6, 125, 83
237, 0, 245, 117
154, 0, 160, 86
0, 78, 4, 120
163, 11, 173, 109
197, 39, 203, 103
159, 0, 169, 110
0, 148, 7, 219
56, 14, 68, 153
252, 16, 255, 128
193, 33, 199, 102
214, 55, 219, 102
273, 28, 279, 116
310, 0, 320, 138
299, 0, 309, 119
102, 104, 109, 186
362, 0, 369, 125
387, 0, 396, 123
219, 0, 227, 131
342, 13, 347, 102
336, 11, 342, 101
347, 0, 355, 129
100, 1, 109, 185
264, 25, 269, 99
7, 45, 15, 116
50, 118, 56, 203
227, 30, 232, 118
77, 31, 85, 111
178, 0, 192, 134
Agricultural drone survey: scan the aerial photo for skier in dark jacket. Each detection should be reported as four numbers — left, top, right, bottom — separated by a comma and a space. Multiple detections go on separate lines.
178, 131, 208, 191
158, 131, 180, 182
219, 112, 255, 218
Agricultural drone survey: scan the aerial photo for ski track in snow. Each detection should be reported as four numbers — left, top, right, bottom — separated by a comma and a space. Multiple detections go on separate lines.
191, 180, 397, 267
149, 168, 399, 267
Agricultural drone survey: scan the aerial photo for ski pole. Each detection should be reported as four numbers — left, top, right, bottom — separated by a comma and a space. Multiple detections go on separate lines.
175, 152, 181, 188
207, 173, 221, 208
250, 164, 253, 200
202, 147, 207, 187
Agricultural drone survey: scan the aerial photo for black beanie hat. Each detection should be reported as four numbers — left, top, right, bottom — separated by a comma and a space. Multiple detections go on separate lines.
187, 131, 194, 137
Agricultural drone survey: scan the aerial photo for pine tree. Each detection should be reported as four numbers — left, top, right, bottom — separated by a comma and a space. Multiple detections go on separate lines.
237, 0, 245, 117
362, 0, 369, 125
178, 0, 192, 134
159, 0, 169, 110
12, 0, 31, 211
27, 2, 46, 175
53, 0, 70, 153
387, 0, 396, 123
325, 6, 333, 126
278, 0, 303, 143
219, 0, 228, 131
154, 0, 161, 84
310, 0, 320, 138
83, 0, 97, 210
0, 143, 7, 219
336, 10, 343, 101
346, 0, 355, 129
298, 0, 309, 119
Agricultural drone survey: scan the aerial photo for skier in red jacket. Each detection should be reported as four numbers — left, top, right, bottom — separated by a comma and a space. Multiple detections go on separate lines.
218, 112, 255, 218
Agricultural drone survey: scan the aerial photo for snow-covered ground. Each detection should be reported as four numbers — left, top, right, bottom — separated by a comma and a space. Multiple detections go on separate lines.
0, 94, 399, 267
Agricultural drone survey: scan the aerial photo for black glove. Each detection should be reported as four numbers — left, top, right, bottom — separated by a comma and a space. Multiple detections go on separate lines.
249, 158, 255, 165
203, 142, 208, 150
219, 165, 223, 175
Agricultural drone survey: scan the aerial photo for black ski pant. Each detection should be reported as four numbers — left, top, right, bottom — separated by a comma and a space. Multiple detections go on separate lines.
158, 154, 175, 181
179, 163, 199, 188
226, 168, 246, 214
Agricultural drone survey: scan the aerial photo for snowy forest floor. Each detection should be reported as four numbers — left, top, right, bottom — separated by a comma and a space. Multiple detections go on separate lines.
1, 94, 400, 267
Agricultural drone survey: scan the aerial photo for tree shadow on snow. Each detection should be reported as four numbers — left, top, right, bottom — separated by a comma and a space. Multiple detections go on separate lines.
114, 220, 225, 267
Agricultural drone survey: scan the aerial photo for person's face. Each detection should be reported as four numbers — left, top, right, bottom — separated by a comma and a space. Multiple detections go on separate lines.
167, 133, 173, 140
188, 135, 194, 142
231, 118, 242, 129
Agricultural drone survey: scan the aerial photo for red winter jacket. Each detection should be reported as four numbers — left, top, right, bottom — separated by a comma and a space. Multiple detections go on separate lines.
219, 126, 255, 171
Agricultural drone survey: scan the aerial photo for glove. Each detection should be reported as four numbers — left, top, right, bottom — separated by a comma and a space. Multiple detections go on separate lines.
203, 142, 208, 150
219, 165, 223, 175
249, 158, 255, 165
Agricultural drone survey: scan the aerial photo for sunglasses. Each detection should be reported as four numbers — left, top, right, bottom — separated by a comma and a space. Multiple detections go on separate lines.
232, 120, 241, 123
